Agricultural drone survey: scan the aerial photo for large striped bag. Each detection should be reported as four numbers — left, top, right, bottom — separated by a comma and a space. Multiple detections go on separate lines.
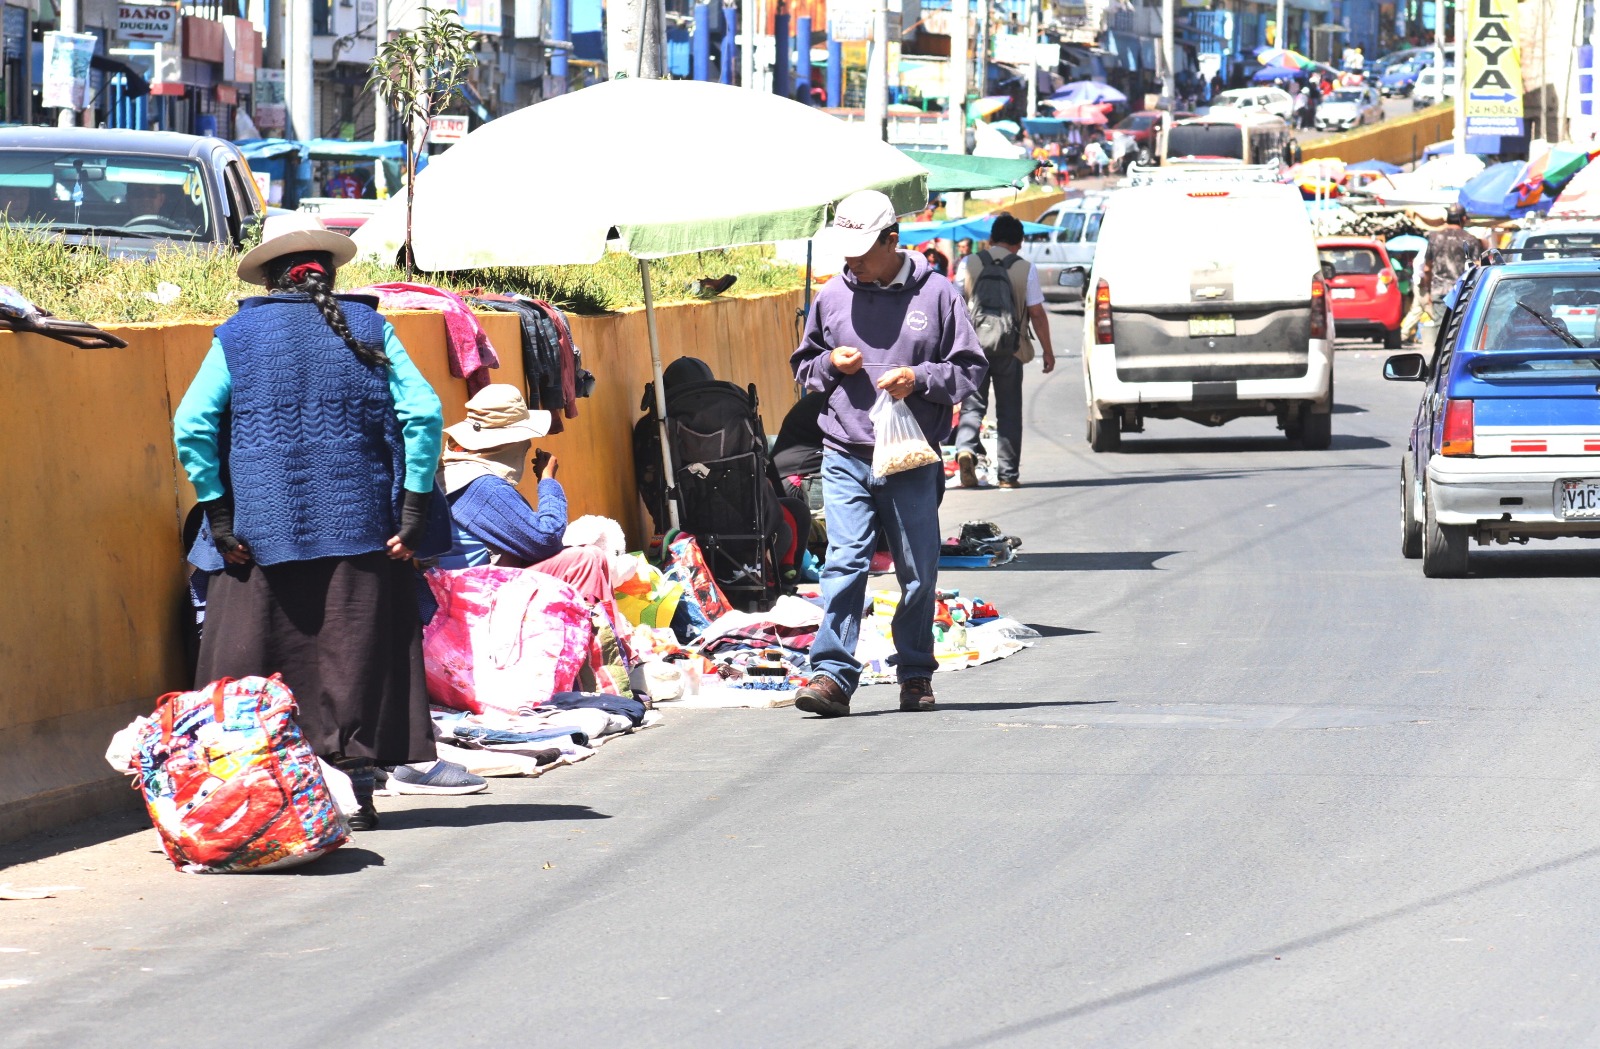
134, 676, 348, 874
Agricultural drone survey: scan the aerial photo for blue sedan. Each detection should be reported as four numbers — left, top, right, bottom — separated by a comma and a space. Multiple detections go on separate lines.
1385, 255, 1600, 576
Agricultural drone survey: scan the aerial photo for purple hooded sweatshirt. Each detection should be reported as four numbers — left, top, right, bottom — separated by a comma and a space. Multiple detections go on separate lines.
791, 250, 988, 460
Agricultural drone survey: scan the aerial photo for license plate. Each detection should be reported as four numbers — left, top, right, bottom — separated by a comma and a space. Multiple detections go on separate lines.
1331, 288, 1357, 299
1560, 479, 1600, 518
1188, 314, 1235, 337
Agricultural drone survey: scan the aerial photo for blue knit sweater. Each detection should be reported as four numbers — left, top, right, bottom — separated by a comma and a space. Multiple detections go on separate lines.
438, 476, 569, 570
175, 294, 443, 569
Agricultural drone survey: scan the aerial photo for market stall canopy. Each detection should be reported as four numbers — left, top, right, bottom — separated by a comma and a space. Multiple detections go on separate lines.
1050, 80, 1126, 105
351, 78, 928, 268
1253, 64, 1308, 82
1386, 234, 1427, 253
234, 138, 307, 162
968, 95, 1011, 120
902, 150, 1039, 193
1515, 144, 1598, 199
1347, 159, 1402, 175
1256, 47, 1317, 70
900, 214, 1059, 243
990, 120, 1022, 137
1360, 153, 1486, 206
1552, 161, 1600, 217
1459, 161, 1552, 220
1040, 100, 1109, 124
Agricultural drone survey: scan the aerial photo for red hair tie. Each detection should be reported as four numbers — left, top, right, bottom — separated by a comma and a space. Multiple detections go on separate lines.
287, 261, 326, 284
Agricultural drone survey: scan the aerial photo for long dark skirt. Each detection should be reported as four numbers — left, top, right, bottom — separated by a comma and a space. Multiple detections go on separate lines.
195, 551, 436, 766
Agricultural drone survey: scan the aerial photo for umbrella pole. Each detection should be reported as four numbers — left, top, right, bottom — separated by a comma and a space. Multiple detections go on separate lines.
640, 257, 680, 532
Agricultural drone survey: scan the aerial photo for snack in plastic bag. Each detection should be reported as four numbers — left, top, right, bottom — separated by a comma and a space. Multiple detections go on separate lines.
870, 390, 940, 478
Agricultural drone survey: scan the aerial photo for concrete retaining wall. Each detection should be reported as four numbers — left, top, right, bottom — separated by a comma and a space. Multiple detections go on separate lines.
1300, 104, 1456, 166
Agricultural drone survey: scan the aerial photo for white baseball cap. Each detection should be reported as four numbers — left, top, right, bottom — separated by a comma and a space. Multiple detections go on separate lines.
815, 189, 899, 258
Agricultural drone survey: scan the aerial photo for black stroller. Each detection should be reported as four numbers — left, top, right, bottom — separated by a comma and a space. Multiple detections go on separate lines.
634, 358, 785, 611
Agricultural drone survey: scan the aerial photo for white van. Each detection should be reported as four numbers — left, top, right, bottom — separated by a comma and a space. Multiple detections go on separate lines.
1412, 66, 1457, 108
1081, 178, 1334, 450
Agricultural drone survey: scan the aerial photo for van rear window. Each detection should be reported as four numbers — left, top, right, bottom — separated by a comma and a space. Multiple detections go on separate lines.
1166, 124, 1244, 160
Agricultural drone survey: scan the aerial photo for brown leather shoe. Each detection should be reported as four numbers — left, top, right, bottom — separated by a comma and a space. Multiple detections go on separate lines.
956, 450, 978, 488
899, 677, 936, 711
795, 674, 852, 718
998, 480, 1021, 490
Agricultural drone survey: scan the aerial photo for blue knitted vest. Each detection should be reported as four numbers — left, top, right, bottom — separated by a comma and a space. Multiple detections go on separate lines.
206, 294, 403, 567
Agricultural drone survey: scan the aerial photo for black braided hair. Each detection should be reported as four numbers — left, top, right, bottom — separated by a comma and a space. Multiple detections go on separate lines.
265, 250, 388, 368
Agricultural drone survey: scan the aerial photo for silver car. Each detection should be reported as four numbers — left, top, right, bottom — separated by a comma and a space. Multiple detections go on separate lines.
1020, 194, 1111, 303
1315, 86, 1384, 131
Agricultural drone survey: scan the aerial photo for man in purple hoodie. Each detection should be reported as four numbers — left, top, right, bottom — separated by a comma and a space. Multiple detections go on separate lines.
789, 189, 988, 718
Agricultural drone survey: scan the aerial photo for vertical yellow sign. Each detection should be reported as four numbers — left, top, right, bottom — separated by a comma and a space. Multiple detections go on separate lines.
1463, 0, 1524, 137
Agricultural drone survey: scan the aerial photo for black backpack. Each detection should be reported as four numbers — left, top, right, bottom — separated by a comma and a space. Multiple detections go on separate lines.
968, 250, 1023, 358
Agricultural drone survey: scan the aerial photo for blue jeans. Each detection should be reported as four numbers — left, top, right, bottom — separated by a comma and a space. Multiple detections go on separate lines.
809, 450, 943, 693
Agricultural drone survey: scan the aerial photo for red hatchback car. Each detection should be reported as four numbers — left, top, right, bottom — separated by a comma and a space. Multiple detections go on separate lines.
1317, 236, 1403, 348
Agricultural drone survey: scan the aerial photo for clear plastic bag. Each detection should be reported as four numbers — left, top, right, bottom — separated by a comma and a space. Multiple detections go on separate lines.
870, 390, 941, 479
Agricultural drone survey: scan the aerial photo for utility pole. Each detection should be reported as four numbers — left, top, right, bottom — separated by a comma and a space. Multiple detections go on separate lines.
1538, 0, 1550, 140
1025, 0, 1039, 118
1162, 0, 1176, 105
1274, 0, 1285, 51
288, 0, 314, 140
57, 0, 78, 126
948, 0, 968, 217
372, 0, 389, 196
742, 0, 757, 88
865, 0, 888, 140
1433, 0, 1444, 85
1452, 0, 1464, 153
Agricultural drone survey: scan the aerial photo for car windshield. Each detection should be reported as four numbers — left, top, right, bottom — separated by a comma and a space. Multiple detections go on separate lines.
1320, 247, 1384, 275
1478, 275, 1600, 351
1518, 232, 1600, 259
0, 150, 210, 240
1117, 115, 1158, 131
1331, 90, 1365, 103
1166, 123, 1243, 160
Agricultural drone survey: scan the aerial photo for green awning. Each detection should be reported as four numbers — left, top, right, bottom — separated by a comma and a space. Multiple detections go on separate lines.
902, 150, 1040, 193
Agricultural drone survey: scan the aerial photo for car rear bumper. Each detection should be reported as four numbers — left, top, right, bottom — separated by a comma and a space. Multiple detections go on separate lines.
1428, 456, 1600, 534
1086, 336, 1333, 412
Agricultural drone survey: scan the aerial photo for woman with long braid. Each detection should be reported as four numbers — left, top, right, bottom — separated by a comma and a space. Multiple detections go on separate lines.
173, 214, 444, 830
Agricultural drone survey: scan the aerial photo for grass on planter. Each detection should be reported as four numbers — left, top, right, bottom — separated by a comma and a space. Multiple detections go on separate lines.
0, 224, 806, 324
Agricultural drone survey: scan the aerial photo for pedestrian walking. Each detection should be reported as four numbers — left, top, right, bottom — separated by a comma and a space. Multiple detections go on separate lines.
953, 212, 1056, 490
173, 213, 445, 830
789, 190, 987, 718
1423, 206, 1485, 322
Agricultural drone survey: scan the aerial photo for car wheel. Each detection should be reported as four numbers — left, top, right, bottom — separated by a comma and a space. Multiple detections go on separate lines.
1088, 407, 1121, 452
1401, 456, 1423, 559
1422, 484, 1469, 577
1384, 327, 1402, 349
1300, 406, 1332, 449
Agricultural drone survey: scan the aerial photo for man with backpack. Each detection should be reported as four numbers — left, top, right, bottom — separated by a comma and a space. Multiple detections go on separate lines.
954, 212, 1056, 489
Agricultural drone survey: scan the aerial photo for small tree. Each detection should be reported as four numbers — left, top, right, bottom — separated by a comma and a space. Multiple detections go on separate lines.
367, 8, 477, 273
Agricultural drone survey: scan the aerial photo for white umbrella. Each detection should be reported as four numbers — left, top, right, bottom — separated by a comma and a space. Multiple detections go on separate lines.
355, 78, 928, 529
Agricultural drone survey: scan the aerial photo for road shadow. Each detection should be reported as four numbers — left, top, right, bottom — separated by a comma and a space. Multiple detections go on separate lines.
1018, 461, 1387, 491
989, 552, 1179, 572
1118, 433, 1391, 454
1331, 402, 1368, 415
0, 804, 149, 870
285, 847, 386, 876
1022, 623, 1096, 638
376, 803, 611, 832
845, 700, 1119, 718
1462, 548, 1600, 578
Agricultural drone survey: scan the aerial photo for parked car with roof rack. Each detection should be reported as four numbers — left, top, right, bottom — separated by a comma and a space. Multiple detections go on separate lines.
1020, 192, 1113, 302
0, 127, 266, 258
1507, 221, 1600, 260
1385, 250, 1600, 575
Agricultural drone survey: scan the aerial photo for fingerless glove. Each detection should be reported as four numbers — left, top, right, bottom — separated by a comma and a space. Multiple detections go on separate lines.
396, 488, 431, 550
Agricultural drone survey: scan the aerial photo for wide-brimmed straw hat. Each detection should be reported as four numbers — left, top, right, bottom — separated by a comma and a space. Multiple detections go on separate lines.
444, 384, 553, 450
236, 212, 358, 286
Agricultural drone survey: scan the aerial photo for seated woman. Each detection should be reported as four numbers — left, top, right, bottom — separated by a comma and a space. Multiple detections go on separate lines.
436, 384, 620, 624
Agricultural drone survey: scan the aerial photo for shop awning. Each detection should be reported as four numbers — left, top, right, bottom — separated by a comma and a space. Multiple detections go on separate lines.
901, 150, 1040, 193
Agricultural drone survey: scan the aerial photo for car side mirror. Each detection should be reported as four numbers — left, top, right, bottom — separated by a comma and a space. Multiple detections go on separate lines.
1383, 353, 1427, 381
1058, 266, 1087, 300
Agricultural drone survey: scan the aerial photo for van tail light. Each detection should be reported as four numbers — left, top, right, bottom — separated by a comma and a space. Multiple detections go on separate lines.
1310, 278, 1328, 340
1441, 399, 1475, 456
1094, 279, 1114, 345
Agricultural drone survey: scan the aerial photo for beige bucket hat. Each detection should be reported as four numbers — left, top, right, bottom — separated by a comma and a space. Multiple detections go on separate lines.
236, 212, 358, 286
444, 384, 553, 451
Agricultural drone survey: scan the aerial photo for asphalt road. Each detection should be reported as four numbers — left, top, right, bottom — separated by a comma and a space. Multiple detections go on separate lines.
9, 307, 1600, 1047
1298, 92, 1423, 147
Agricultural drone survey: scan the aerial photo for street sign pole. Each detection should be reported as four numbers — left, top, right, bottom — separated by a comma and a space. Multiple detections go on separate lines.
1453, 1, 1465, 154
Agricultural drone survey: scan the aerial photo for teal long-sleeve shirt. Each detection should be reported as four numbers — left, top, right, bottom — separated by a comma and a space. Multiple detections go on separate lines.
173, 322, 444, 502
